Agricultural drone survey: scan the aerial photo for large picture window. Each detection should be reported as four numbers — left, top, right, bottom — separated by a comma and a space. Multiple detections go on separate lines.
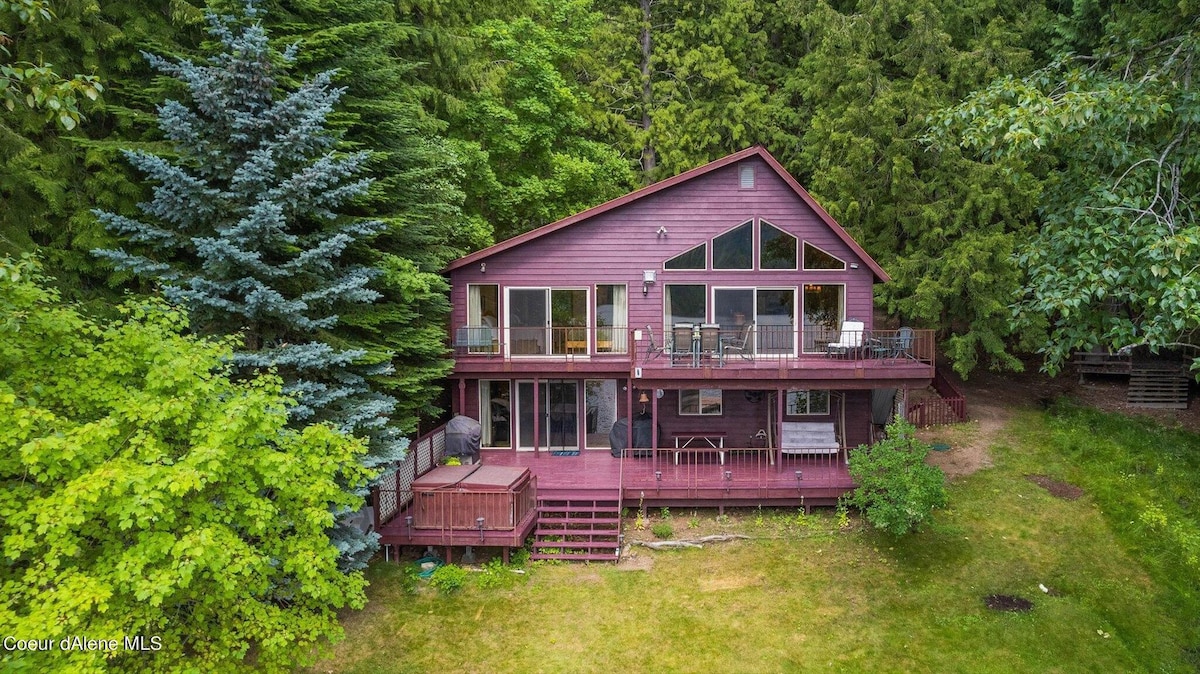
664, 284, 707, 332
786, 389, 830, 415
679, 389, 723, 416
713, 287, 796, 355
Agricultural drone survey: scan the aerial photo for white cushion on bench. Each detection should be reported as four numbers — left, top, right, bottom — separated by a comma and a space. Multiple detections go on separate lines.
781, 422, 839, 454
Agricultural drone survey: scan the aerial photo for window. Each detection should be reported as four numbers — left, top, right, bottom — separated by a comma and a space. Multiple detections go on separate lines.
739, 164, 755, 189
595, 285, 627, 353
713, 287, 796, 355
760, 221, 797, 269
664, 284, 706, 331
467, 284, 499, 354
584, 379, 618, 448
802, 242, 846, 270
713, 221, 753, 270
802, 283, 844, 353
680, 388, 722, 415
480, 380, 511, 447
665, 243, 706, 270
507, 287, 588, 356
786, 389, 829, 415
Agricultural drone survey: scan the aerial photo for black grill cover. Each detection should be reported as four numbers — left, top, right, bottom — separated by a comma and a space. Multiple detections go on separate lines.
609, 416, 661, 458
445, 414, 482, 462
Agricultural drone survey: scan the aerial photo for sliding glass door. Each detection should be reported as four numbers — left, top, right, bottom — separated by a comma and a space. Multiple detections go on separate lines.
713, 287, 796, 355
507, 288, 588, 355
515, 380, 579, 451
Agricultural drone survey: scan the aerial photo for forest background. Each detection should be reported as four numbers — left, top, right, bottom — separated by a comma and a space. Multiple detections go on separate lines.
1, 0, 1196, 670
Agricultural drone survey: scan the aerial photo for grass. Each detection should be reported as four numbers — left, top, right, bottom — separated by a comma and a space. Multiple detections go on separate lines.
309, 404, 1200, 674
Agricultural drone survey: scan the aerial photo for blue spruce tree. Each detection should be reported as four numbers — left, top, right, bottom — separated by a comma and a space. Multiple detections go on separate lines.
95, 3, 400, 569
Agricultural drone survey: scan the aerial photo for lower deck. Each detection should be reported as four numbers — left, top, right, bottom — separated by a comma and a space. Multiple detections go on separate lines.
477, 448, 852, 506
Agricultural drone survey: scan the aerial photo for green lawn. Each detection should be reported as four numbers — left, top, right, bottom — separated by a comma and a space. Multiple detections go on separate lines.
310, 404, 1200, 673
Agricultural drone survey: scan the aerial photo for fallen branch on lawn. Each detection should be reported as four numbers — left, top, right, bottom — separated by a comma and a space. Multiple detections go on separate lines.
631, 534, 751, 550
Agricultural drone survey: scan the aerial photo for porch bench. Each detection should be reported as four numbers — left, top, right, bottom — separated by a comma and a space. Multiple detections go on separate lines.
781, 422, 840, 455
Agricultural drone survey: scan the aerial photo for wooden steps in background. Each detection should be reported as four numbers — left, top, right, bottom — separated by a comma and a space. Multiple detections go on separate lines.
1127, 363, 1189, 409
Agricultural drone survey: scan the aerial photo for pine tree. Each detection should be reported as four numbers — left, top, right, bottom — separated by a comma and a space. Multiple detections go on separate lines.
95, 2, 397, 569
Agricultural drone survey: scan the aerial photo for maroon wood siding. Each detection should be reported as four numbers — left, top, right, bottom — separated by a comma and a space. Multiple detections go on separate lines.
448, 155, 877, 335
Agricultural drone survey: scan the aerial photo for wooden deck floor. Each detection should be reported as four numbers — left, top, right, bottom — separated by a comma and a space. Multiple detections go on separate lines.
479, 448, 853, 507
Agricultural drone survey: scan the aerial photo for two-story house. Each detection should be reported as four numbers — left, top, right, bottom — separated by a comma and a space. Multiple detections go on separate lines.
376, 146, 936, 562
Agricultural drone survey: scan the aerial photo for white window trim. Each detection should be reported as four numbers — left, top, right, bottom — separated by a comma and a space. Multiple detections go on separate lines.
800, 282, 846, 354
786, 389, 831, 416
712, 219, 755, 271
711, 286, 798, 356
801, 241, 848, 271
679, 388, 723, 416
663, 242, 709, 271
504, 286, 591, 358
758, 219, 798, 271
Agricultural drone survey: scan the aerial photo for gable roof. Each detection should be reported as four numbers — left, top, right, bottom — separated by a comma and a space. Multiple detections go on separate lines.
444, 146, 890, 282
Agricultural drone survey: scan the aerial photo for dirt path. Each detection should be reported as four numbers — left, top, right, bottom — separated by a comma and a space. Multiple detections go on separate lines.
921, 360, 1199, 480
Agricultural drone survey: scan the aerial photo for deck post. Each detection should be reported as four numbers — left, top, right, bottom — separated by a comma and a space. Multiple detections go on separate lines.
533, 377, 540, 455
776, 388, 784, 471
651, 386, 659, 465
457, 378, 466, 417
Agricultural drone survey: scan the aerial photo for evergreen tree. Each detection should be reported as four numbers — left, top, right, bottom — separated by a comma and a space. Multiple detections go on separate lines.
95, 3, 396, 569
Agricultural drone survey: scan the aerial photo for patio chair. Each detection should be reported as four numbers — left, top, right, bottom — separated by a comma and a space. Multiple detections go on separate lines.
721, 320, 755, 361
699, 323, 721, 365
670, 323, 696, 366
824, 320, 865, 358
891, 326, 914, 362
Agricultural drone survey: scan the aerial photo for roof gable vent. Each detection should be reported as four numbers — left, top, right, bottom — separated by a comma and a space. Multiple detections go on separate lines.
739, 164, 755, 189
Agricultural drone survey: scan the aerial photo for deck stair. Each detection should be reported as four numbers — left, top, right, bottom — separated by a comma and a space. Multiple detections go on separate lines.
1127, 363, 1189, 409
530, 490, 622, 563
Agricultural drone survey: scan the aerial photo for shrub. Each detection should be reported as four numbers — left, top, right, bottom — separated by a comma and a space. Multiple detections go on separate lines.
429, 564, 469, 592
651, 522, 674, 539
844, 417, 947, 536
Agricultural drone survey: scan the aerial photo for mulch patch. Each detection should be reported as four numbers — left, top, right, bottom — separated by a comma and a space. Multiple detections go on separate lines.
1025, 474, 1085, 500
985, 594, 1034, 612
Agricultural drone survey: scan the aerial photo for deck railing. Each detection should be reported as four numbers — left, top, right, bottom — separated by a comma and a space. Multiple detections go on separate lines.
622, 446, 852, 498
412, 477, 537, 532
634, 327, 936, 368
374, 424, 448, 529
906, 370, 967, 427
453, 324, 630, 357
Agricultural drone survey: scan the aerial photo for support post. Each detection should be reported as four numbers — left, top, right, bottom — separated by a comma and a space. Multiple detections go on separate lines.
776, 388, 784, 471
533, 377, 540, 455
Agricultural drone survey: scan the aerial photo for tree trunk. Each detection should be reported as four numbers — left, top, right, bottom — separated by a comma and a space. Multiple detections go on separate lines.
639, 0, 656, 180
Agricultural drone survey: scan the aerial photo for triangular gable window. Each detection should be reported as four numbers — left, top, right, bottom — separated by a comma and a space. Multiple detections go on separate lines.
802, 242, 846, 270
713, 221, 753, 269
665, 243, 706, 270
760, 220, 797, 269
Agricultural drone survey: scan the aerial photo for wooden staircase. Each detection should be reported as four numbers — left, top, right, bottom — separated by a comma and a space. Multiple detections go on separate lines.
1127, 363, 1190, 409
530, 490, 622, 563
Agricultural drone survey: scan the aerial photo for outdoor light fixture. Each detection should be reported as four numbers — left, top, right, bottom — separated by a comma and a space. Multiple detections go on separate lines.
480, 262, 486, 273
405, 515, 414, 541
655, 471, 662, 482
795, 470, 803, 483
476, 516, 485, 543
657, 226, 668, 237
724, 470, 732, 481
642, 269, 656, 295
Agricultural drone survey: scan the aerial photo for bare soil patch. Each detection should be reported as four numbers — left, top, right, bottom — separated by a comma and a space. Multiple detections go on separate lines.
1025, 474, 1084, 500
985, 594, 1034, 612
920, 358, 1200, 481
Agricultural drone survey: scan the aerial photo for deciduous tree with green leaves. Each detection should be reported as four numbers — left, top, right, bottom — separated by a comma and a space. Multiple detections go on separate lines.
845, 417, 947, 536
0, 258, 368, 673
935, 2, 1199, 375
